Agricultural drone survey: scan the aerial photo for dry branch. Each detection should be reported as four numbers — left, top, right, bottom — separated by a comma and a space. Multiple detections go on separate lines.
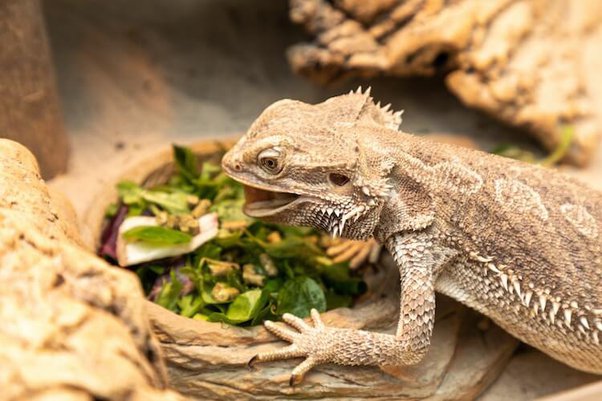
287, 0, 602, 166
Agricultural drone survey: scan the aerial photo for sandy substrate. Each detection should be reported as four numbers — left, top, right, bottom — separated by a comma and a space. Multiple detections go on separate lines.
41, 0, 600, 399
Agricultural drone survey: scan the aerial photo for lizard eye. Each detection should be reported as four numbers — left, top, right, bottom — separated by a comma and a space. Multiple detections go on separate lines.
258, 148, 283, 174
329, 173, 350, 186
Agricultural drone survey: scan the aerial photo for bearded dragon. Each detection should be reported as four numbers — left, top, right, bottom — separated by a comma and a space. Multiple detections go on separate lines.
221, 87, 602, 385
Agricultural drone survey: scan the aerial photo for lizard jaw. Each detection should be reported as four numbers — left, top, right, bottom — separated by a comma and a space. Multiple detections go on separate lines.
243, 185, 302, 217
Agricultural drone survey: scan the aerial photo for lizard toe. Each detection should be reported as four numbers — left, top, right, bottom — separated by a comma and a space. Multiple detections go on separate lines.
282, 313, 311, 332
310, 309, 325, 329
264, 320, 299, 342
290, 356, 319, 385
250, 344, 303, 366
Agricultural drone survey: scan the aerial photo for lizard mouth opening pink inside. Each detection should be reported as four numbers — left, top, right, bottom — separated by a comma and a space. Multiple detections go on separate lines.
243, 185, 300, 217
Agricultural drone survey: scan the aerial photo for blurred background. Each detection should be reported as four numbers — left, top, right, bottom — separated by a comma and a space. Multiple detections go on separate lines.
1, 0, 601, 399
32, 0, 600, 214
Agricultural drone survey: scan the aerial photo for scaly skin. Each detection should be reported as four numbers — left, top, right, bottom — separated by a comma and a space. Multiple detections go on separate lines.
221, 87, 602, 385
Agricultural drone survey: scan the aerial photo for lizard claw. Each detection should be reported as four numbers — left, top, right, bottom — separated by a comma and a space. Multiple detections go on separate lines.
247, 355, 258, 370
251, 309, 328, 384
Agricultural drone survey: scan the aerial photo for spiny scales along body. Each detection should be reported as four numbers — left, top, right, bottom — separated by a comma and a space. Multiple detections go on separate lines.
221, 88, 602, 384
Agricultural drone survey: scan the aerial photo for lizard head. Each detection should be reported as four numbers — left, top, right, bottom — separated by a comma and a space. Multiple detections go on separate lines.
222, 87, 402, 240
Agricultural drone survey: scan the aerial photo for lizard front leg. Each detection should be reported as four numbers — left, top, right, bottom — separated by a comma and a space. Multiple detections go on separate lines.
250, 232, 447, 385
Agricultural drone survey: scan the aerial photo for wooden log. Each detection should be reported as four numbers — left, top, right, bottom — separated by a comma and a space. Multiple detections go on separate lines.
287, 0, 602, 166
0, 139, 188, 401
0, 0, 69, 179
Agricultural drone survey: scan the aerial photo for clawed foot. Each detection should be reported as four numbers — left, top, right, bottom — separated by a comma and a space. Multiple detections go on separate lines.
249, 309, 329, 386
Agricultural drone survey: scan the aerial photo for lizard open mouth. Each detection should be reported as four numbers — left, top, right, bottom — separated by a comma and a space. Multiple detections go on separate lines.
243, 185, 300, 217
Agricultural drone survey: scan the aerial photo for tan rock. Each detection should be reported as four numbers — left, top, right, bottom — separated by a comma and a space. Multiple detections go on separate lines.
0, 140, 188, 401
0, 139, 81, 245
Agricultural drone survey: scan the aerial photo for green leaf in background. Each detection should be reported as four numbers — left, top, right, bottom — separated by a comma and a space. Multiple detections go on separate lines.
178, 294, 205, 318
156, 270, 183, 312
136, 265, 166, 294
123, 225, 192, 246
275, 276, 326, 318
192, 313, 209, 321
325, 289, 353, 310
141, 190, 190, 214
210, 198, 254, 224
227, 289, 267, 322
279, 259, 295, 280
490, 143, 537, 163
213, 179, 243, 203
251, 303, 279, 326
540, 125, 574, 166
491, 125, 574, 166
262, 236, 322, 259
263, 277, 284, 293
278, 226, 313, 237
320, 263, 367, 296
105, 202, 119, 218
117, 181, 147, 214
173, 144, 199, 181
199, 162, 221, 181
117, 180, 190, 214
187, 162, 234, 201
194, 243, 223, 261
200, 290, 221, 305
208, 289, 268, 324
213, 229, 244, 248
490, 144, 537, 163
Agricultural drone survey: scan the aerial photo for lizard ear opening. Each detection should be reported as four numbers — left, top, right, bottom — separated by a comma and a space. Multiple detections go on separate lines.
329, 173, 350, 186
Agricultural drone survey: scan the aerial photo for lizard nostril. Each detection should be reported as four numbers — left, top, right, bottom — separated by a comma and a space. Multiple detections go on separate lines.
234, 163, 242, 171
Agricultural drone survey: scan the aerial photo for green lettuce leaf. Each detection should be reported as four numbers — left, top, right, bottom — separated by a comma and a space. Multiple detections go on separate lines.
208, 289, 267, 324
210, 198, 254, 224
320, 263, 367, 295
117, 181, 190, 214
123, 226, 192, 245
173, 144, 199, 181
156, 270, 183, 312
275, 276, 326, 318
325, 289, 353, 310
178, 294, 204, 318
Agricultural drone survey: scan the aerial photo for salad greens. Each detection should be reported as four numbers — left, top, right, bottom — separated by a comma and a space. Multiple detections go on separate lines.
99, 145, 367, 326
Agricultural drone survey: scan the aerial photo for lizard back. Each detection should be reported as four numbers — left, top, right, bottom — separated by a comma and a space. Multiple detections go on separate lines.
382, 130, 602, 373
